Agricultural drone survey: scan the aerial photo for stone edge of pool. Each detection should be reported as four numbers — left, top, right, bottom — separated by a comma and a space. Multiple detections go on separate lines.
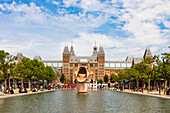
0, 90, 56, 99
113, 90, 170, 100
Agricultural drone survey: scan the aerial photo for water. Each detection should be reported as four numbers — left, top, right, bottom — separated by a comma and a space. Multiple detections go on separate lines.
0, 90, 170, 113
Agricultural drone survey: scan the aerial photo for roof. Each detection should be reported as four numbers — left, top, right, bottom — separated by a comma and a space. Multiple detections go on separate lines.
133, 57, 143, 64
143, 48, 152, 58
33, 56, 42, 61
70, 46, 75, 56
63, 46, 70, 54
98, 46, 105, 55
125, 56, 134, 62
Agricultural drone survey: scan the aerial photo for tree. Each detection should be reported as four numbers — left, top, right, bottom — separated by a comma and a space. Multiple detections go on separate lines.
32, 59, 45, 90
110, 74, 114, 83
155, 47, 170, 95
0, 50, 17, 91
97, 79, 103, 84
133, 65, 142, 91
104, 74, 109, 83
60, 74, 65, 83
139, 57, 157, 93
45, 66, 56, 88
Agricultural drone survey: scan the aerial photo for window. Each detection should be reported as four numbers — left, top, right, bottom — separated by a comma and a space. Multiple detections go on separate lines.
100, 64, 104, 68
53, 63, 58, 67
110, 63, 115, 67
59, 63, 63, 67
95, 64, 98, 67
70, 64, 73, 67
105, 63, 109, 67
90, 64, 93, 67
116, 63, 120, 67
64, 64, 68, 68
47, 63, 52, 66
127, 63, 132, 67
82, 64, 86, 66
44, 63, 47, 67
80, 59, 88, 62
75, 64, 78, 67
121, 63, 126, 67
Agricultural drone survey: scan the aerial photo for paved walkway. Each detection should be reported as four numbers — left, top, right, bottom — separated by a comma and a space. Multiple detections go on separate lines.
113, 90, 170, 99
0, 90, 56, 99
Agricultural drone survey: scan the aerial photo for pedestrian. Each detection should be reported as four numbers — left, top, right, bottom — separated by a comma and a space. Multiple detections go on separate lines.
1, 85, 4, 92
10, 88, 14, 94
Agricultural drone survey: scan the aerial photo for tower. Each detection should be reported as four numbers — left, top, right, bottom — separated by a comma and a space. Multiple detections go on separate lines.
70, 45, 75, 56
143, 47, 153, 59
98, 46, 105, 81
63, 46, 70, 79
92, 42, 98, 56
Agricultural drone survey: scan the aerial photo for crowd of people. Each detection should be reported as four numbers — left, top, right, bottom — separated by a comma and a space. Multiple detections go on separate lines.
0, 84, 55, 95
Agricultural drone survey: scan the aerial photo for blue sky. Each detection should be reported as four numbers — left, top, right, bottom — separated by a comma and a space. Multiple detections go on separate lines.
0, 0, 169, 60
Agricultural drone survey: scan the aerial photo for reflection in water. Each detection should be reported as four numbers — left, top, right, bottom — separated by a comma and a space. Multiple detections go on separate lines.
0, 90, 170, 113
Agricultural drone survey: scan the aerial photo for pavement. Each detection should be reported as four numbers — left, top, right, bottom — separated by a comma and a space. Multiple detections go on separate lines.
0, 89, 56, 99
113, 89, 170, 99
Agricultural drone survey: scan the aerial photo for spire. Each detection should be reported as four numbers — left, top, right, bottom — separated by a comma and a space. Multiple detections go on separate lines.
143, 47, 152, 59
70, 41, 75, 56
63, 46, 70, 55
92, 42, 98, 55
98, 46, 105, 55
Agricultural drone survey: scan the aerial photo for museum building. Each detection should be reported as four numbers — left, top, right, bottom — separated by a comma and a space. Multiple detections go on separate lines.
33, 45, 152, 83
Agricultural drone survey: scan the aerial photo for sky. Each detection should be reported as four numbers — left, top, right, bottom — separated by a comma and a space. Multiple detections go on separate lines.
0, 0, 169, 61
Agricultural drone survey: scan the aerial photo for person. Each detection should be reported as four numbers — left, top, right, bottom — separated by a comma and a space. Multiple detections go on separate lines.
32, 88, 36, 92
10, 88, 14, 94
1, 85, 4, 92
19, 88, 22, 93
24, 88, 28, 93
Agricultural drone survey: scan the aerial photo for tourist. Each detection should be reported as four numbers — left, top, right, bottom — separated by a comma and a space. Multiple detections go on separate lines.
1, 85, 4, 92
19, 88, 22, 93
10, 88, 14, 94
24, 88, 28, 93
32, 88, 36, 92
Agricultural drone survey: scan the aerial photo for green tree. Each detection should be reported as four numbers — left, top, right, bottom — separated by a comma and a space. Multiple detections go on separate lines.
97, 79, 103, 84
45, 66, 56, 88
139, 57, 157, 93
104, 74, 109, 83
0, 50, 17, 91
60, 74, 65, 83
155, 47, 170, 95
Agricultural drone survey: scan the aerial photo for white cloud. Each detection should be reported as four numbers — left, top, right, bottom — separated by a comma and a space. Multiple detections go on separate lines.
0, 0, 169, 60
52, 1, 59, 5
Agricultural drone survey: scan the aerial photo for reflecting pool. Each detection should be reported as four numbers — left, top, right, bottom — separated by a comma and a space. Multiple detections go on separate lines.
0, 90, 170, 113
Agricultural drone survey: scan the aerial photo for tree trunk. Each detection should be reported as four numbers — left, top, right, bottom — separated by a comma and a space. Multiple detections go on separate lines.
21, 74, 23, 91
118, 82, 120, 90
4, 78, 7, 91
38, 79, 39, 91
129, 79, 131, 91
29, 78, 32, 91
43, 79, 44, 90
154, 80, 156, 90
13, 77, 15, 89
164, 77, 167, 95
148, 77, 150, 93
137, 80, 139, 91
